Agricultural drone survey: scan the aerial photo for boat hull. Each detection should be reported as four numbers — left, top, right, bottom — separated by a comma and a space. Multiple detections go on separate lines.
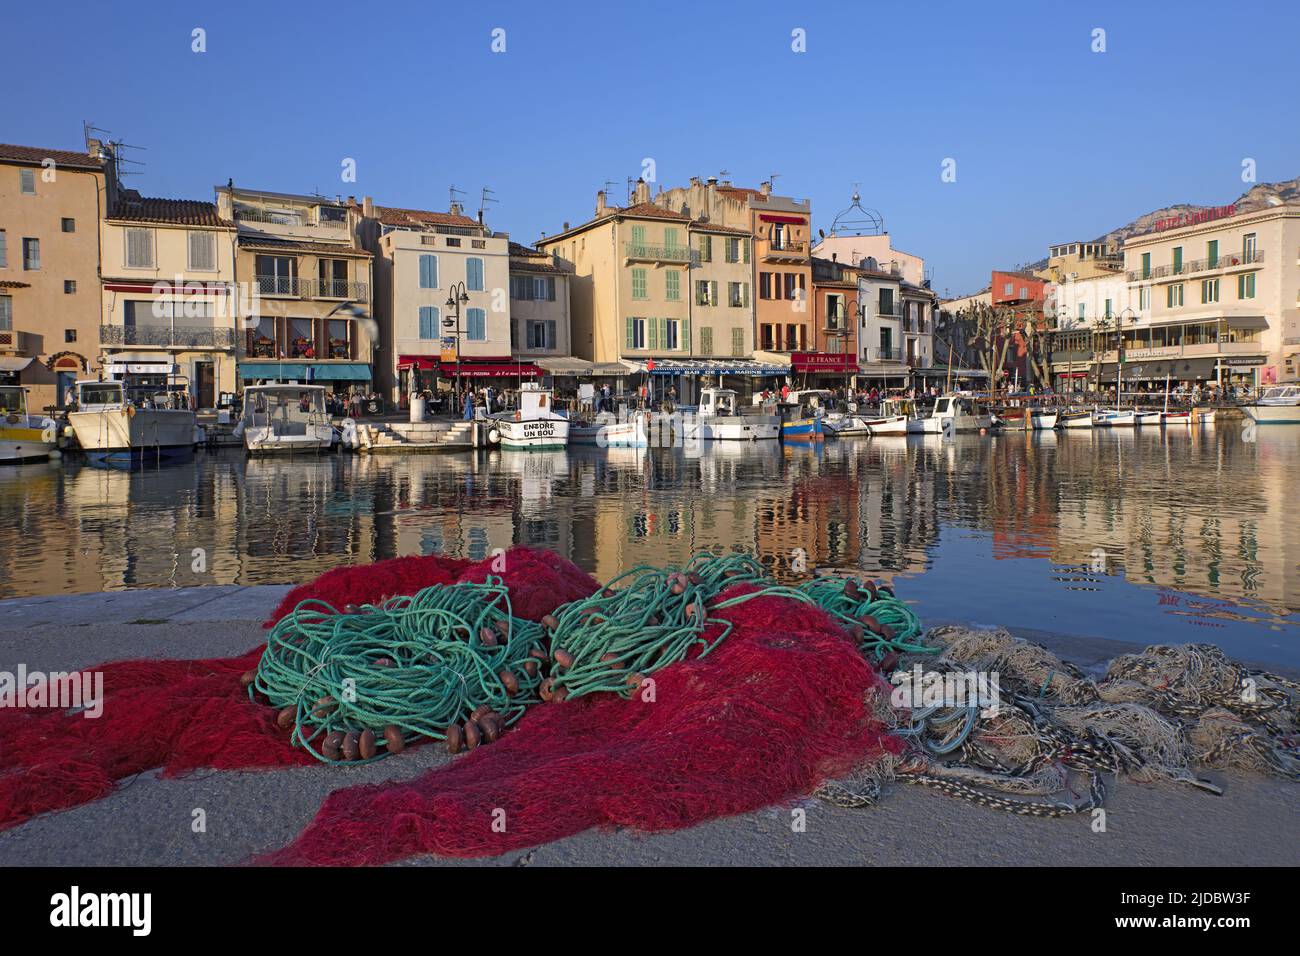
863, 415, 910, 436
570, 414, 649, 447
1058, 412, 1094, 429
1242, 405, 1300, 424
908, 414, 991, 434
68, 408, 198, 454
492, 416, 570, 449
684, 415, 780, 441
244, 425, 334, 454
1092, 409, 1136, 427
781, 417, 824, 442
0, 422, 57, 463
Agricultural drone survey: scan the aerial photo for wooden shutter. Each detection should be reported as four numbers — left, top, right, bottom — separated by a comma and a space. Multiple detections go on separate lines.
681, 317, 689, 351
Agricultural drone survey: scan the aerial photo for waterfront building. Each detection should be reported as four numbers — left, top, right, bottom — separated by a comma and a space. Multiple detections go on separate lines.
507, 241, 575, 380
805, 255, 860, 387
1036, 240, 1125, 284
538, 179, 785, 403
99, 192, 238, 407
1122, 203, 1299, 388
900, 280, 938, 386
0, 141, 107, 410
814, 233, 926, 286
856, 259, 909, 389
214, 185, 374, 397
356, 200, 517, 406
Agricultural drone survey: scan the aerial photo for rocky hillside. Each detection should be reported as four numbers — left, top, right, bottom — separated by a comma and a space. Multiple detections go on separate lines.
1023, 176, 1298, 272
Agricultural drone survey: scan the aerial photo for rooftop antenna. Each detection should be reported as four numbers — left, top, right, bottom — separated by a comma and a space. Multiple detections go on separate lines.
449, 184, 466, 209
478, 186, 498, 223
108, 138, 147, 178
718, 169, 729, 180
626, 177, 637, 205
602, 179, 618, 200
768, 172, 781, 190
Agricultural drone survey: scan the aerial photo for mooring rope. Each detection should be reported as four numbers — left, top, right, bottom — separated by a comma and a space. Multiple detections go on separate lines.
797, 575, 930, 661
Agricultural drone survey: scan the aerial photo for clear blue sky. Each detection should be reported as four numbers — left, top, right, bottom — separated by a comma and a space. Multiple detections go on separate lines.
7, 0, 1298, 296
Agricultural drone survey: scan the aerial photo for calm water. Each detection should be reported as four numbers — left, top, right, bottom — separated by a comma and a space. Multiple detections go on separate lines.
2, 426, 1297, 667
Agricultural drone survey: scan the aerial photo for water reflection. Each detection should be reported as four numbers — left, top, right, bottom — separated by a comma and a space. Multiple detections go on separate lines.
1, 425, 1296, 665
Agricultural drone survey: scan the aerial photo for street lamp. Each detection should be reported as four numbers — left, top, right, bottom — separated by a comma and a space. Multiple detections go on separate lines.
442, 281, 471, 414
1116, 307, 1136, 401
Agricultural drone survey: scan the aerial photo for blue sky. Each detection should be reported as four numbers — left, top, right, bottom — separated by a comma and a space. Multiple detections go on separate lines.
7, 0, 1298, 295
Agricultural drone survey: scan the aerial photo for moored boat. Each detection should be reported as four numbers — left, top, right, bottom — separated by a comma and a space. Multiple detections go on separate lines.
1134, 410, 1164, 427
779, 399, 825, 442
1241, 386, 1300, 424
570, 410, 650, 447
1092, 408, 1136, 427
682, 388, 780, 442
0, 385, 58, 464
236, 384, 337, 454
907, 394, 992, 434
1058, 410, 1094, 429
486, 383, 570, 449
861, 397, 915, 436
66, 379, 201, 465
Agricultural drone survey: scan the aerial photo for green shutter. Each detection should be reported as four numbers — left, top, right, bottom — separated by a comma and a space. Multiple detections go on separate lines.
1141, 252, 1150, 278
742, 238, 750, 263
681, 317, 690, 352
648, 316, 658, 350
742, 282, 750, 308
1207, 240, 1218, 267
632, 225, 645, 247
1172, 247, 1182, 273
626, 315, 634, 349
710, 281, 718, 306
732, 327, 744, 356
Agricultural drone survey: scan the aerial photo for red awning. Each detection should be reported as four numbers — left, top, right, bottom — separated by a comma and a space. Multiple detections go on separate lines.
759, 214, 807, 225
439, 362, 542, 378
791, 352, 859, 373
397, 355, 439, 370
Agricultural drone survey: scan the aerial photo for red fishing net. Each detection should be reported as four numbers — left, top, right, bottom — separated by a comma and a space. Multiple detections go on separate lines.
256, 587, 901, 865
0, 548, 599, 832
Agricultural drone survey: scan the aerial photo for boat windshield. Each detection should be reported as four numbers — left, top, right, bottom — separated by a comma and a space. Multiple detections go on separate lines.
0, 388, 26, 416
79, 382, 124, 406
244, 388, 325, 422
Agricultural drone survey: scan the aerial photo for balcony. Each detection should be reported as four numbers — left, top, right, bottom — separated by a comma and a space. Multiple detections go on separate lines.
624, 243, 695, 264
254, 276, 369, 301
0, 329, 34, 354
101, 325, 238, 349
762, 239, 807, 261
1127, 249, 1264, 282
864, 347, 903, 363
876, 304, 901, 319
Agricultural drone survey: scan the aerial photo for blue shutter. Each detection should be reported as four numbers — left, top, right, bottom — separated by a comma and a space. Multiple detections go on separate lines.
419, 306, 440, 339
419, 255, 438, 288
467, 258, 484, 291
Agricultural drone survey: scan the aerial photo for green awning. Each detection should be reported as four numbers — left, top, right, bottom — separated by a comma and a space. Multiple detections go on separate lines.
238, 362, 371, 382
311, 363, 371, 381
240, 363, 307, 380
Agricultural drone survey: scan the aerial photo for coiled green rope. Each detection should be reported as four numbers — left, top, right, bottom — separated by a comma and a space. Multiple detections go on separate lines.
796, 576, 930, 661
543, 552, 816, 700
251, 576, 546, 763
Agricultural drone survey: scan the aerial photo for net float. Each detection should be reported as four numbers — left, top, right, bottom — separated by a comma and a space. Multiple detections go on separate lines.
471, 704, 492, 720
860, 614, 882, 634
879, 585, 895, 598
359, 729, 378, 760
541, 614, 560, 630
529, 647, 548, 662
342, 732, 361, 761
344, 604, 360, 614
478, 716, 501, 743
383, 725, 405, 753
312, 695, 336, 718
688, 572, 702, 585
479, 627, 498, 647
522, 659, 539, 677
552, 686, 568, 703
554, 648, 575, 669
599, 652, 623, 670
879, 651, 901, 673
239, 670, 256, 689
539, 677, 555, 701
445, 723, 464, 754
844, 580, 860, 600
864, 580, 879, 600
670, 580, 686, 595
276, 706, 296, 730
647, 614, 661, 626
499, 669, 520, 696
374, 657, 394, 668
322, 731, 344, 760
494, 618, 511, 637
463, 719, 482, 751
626, 672, 644, 691
603, 587, 616, 598
879, 623, 896, 641
849, 623, 864, 642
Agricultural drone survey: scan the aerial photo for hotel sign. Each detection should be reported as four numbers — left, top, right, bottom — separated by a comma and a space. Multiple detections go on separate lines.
1153, 205, 1236, 232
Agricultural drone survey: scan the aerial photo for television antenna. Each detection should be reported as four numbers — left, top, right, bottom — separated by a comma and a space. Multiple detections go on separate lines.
478, 186, 498, 222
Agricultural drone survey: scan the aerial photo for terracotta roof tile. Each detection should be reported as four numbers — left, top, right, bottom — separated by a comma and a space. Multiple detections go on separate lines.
110, 196, 232, 227
0, 143, 103, 171
374, 205, 482, 229
688, 222, 751, 236
238, 236, 372, 258
617, 202, 691, 221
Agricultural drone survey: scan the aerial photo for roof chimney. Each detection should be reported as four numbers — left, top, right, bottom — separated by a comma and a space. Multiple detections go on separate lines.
449, 200, 464, 217
596, 189, 607, 217
759, 181, 772, 197
362, 196, 374, 218
563, 221, 570, 231
633, 178, 650, 205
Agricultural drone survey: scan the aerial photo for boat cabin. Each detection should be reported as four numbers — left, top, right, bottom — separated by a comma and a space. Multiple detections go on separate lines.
242, 384, 328, 435
698, 388, 740, 418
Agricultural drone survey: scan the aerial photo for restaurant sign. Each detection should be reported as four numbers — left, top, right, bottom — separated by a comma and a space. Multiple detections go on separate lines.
1153, 205, 1236, 232
791, 351, 859, 373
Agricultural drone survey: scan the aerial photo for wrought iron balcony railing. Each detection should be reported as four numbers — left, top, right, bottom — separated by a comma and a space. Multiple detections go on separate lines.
1127, 248, 1263, 282
624, 243, 695, 264
254, 276, 369, 301
101, 325, 238, 349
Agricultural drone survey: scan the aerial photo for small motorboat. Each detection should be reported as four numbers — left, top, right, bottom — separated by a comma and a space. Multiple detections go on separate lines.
1241, 386, 1300, 425
1057, 410, 1094, 429
779, 400, 825, 442
907, 394, 992, 434
569, 410, 650, 447
860, 397, 915, 436
236, 384, 337, 454
1092, 408, 1136, 427
66, 379, 202, 465
682, 388, 780, 441
0, 385, 59, 464
486, 383, 570, 449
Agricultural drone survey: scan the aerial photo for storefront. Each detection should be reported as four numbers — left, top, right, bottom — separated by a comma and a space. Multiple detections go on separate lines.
623, 358, 788, 405
791, 352, 860, 389
238, 361, 373, 395
396, 355, 542, 412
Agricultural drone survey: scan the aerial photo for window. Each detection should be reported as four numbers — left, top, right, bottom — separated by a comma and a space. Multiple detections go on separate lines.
1201, 278, 1219, 304
0, 295, 11, 330
466, 307, 486, 341
61, 218, 75, 233
466, 257, 484, 291
760, 323, 774, 350
729, 281, 747, 308
0, 229, 6, 268
1238, 272, 1256, 299
1078, 303, 1086, 321
631, 268, 647, 299
1104, 298, 1113, 318
1003, 282, 1013, 295
1019, 287, 1028, 299
1172, 246, 1183, 273
698, 235, 712, 262
445, 237, 461, 247
827, 293, 843, 326
418, 306, 440, 339
661, 319, 679, 351
1206, 239, 1218, 267
1242, 233, 1257, 258
1167, 283, 1184, 307
19, 169, 35, 195
732, 327, 744, 357
526, 320, 556, 350
256, 254, 294, 293
22, 238, 40, 271
665, 271, 680, 301
64, 280, 76, 294
188, 231, 217, 271
783, 273, 796, 300
758, 272, 773, 299
696, 280, 718, 306
626, 316, 646, 350
699, 327, 714, 355
1140, 252, 1151, 278
631, 225, 646, 249
1139, 287, 1150, 311
510, 275, 556, 301
725, 237, 741, 262
125, 228, 154, 268
663, 228, 680, 251
65, 328, 77, 343
318, 258, 347, 296
419, 254, 439, 289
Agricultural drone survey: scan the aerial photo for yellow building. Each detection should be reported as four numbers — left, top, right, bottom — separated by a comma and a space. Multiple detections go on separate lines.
0, 141, 107, 410
215, 185, 375, 395
99, 193, 238, 407
1037, 239, 1124, 283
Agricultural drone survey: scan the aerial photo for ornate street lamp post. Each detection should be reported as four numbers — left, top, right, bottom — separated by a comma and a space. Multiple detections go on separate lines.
442, 281, 470, 415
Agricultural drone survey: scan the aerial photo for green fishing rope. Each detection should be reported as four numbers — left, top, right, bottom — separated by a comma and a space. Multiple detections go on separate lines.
796, 576, 931, 661
252, 576, 546, 763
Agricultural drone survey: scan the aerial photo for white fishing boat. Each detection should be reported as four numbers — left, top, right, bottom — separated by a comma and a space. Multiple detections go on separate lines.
907, 394, 992, 434
66, 379, 201, 465
1161, 410, 1193, 425
569, 410, 650, 447
235, 384, 337, 454
1241, 386, 1300, 425
861, 397, 915, 436
1092, 408, 1136, 427
682, 388, 780, 441
1134, 410, 1164, 427
0, 385, 58, 464
1058, 410, 1094, 429
486, 383, 569, 449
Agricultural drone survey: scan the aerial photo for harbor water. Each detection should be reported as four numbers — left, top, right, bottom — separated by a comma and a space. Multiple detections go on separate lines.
2, 425, 1297, 668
